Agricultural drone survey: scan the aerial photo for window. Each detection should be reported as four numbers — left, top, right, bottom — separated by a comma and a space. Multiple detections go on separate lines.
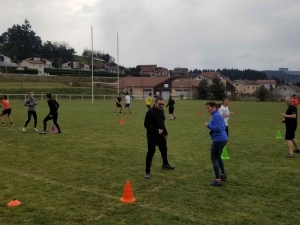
236, 83, 238, 86
248, 87, 249, 89
253, 87, 254, 89
164, 84, 169, 88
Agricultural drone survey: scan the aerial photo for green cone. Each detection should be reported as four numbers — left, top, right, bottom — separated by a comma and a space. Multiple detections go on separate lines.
276, 130, 282, 139
221, 146, 230, 159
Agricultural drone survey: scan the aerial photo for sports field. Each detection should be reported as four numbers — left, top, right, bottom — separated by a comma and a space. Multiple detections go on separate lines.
0, 99, 299, 225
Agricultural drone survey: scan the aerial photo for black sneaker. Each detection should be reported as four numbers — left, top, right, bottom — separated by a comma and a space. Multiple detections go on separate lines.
57, 131, 62, 134
162, 164, 175, 170
293, 149, 300, 153
286, 154, 295, 158
221, 174, 227, 181
39, 131, 47, 134
210, 180, 222, 186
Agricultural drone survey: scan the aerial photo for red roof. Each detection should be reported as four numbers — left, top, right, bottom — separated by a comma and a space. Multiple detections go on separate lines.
24, 59, 44, 64
257, 80, 276, 84
175, 79, 200, 87
107, 77, 172, 88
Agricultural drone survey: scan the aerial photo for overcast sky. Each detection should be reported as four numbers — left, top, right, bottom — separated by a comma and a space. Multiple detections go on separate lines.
1, 0, 300, 71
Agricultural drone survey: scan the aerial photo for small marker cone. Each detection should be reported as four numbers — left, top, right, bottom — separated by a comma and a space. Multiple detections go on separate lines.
7, 199, 21, 207
275, 130, 282, 139
298, 123, 300, 128
221, 146, 230, 159
51, 124, 56, 132
198, 111, 202, 116
120, 180, 136, 203
120, 118, 124, 125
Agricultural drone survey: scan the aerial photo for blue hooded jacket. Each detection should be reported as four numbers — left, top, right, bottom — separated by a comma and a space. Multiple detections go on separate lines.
207, 110, 228, 141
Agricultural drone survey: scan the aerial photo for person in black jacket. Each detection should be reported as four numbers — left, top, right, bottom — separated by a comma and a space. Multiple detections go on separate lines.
40, 93, 62, 134
166, 94, 175, 120
144, 97, 175, 178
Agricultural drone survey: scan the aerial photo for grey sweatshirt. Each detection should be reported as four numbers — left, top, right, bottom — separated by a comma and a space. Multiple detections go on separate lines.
24, 98, 36, 111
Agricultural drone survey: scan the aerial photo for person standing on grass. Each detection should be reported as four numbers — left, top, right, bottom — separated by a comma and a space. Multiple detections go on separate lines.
23, 92, 38, 132
281, 97, 300, 158
293, 94, 298, 108
144, 97, 175, 178
114, 93, 122, 114
205, 102, 228, 186
123, 92, 131, 114
219, 98, 234, 137
40, 93, 61, 134
0, 95, 14, 126
166, 94, 175, 120
145, 93, 153, 110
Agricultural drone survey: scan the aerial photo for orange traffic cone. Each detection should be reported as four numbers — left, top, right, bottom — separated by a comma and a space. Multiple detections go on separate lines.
198, 111, 202, 116
7, 199, 21, 207
298, 123, 300, 128
120, 118, 124, 125
120, 180, 136, 203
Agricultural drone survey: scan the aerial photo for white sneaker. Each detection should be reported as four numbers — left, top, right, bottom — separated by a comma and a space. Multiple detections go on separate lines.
33, 128, 38, 131
22, 127, 26, 131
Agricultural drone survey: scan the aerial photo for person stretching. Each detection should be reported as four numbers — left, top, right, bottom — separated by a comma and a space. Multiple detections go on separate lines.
40, 93, 61, 134
0, 95, 14, 126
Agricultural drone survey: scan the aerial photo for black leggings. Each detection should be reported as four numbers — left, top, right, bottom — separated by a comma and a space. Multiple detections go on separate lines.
43, 113, 61, 132
24, 111, 37, 128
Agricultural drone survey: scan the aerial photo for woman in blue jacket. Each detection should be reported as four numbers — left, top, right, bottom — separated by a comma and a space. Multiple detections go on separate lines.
205, 102, 228, 186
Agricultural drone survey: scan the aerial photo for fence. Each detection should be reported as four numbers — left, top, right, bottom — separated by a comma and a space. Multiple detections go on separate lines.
0, 94, 182, 101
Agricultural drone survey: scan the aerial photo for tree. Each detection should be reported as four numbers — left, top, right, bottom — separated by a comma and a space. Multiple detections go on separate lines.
255, 85, 269, 101
0, 19, 42, 61
209, 76, 226, 100
198, 79, 209, 99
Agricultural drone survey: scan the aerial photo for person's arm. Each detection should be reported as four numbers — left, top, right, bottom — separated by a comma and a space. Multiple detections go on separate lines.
24, 99, 30, 106
282, 113, 297, 119
166, 99, 170, 107
207, 115, 222, 132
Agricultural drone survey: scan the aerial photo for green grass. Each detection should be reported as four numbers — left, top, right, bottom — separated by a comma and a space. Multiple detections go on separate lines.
0, 99, 299, 225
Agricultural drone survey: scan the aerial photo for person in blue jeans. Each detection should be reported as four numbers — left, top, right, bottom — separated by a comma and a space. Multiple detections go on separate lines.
205, 102, 228, 186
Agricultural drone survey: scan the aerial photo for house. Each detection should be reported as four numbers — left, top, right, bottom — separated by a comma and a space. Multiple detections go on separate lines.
171, 79, 200, 98
273, 85, 300, 99
0, 54, 11, 63
96, 62, 125, 74
106, 77, 173, 99
62, 60, 90, 70
26, 57, 52, 68
257, 80, 276, 90
20, 59, 45, 74
224, 77, 236, 96
153, 67, 170, 76
231, 80, 261, 95
195, 72, 226, 85
172, 67, 189, 77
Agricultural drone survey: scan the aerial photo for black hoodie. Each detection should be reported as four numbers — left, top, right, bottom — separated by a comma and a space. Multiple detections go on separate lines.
144, 106, 168, 138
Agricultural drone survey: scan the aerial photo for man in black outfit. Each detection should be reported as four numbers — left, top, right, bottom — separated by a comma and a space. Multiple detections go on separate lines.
281, 97, 300, 157
40, 93, 62, 134
144, 97, 175, 178
114, 94, 122, 114
166, 94, 175, 120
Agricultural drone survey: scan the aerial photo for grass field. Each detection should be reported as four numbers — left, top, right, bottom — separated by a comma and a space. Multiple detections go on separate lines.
0, 99, 299, 225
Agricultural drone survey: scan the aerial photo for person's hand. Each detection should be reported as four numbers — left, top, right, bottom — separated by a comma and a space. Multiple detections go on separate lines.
204, 122, 209, 127
281, 119, 285, 123
49, 114, 53, 117
165, 135, 168, 140
158, 129, 163, 134
281, 113, 286, 117
230, 112, 234, 115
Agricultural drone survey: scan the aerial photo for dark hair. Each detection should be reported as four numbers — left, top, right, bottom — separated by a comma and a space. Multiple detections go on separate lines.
155, 97, 164, 102
3, 95, 7, 100
206, 101, 218, 108
217, 103, 221, 109
222, 98, 228, 105
293, 94, 296, 97
46, 93, 52, 98
149, 93, 152, 96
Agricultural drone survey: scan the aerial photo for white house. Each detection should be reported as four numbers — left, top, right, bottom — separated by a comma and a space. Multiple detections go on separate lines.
62, 60, 90, 70
26, 57, 52, 68
257, 80, 276, 90
20, 59, 45, 74
0, 54, 11, 63
273, 85, 300, 98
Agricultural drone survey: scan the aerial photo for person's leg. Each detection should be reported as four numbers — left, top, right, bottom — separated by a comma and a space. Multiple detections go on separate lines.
292, 138, 299, 149
32, 111, 37, 128
211, 142, 221, 179
0, 112, 4, 124
43, 115, 51, 131
216, 141, 227, 175
157, 137, 170, 166
145, 137, 157, 174
225, 126, 229, 137
52, 114, 61, 132
119, 106, 122, 113
128, 105, 131, 113
285, 129, 295, 156
287, 140, 294, 155
24, 111, 32, 128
